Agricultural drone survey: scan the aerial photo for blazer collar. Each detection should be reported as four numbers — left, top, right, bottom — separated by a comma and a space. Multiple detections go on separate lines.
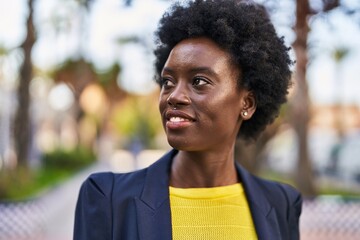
135, 149, 281, 240
135, 149, 176, 240
236, 163, 282, 239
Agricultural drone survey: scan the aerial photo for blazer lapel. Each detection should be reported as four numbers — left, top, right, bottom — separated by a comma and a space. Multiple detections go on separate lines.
236, 164, 282, 240
135, 150, 282, 240
135, 150, 176, 240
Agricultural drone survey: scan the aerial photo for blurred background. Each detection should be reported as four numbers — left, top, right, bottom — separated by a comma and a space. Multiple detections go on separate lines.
0, 0, 359, 239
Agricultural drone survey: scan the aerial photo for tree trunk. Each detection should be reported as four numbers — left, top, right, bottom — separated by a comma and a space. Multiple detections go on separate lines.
290, 0, 317, 196
14, 0, 36, 168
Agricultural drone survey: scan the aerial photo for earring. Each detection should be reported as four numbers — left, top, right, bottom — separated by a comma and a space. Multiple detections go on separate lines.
242, 111, 248, 117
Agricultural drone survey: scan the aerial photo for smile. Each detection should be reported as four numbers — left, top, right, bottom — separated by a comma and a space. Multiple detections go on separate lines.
169, 117, 191, 122
165, 110, 195, 130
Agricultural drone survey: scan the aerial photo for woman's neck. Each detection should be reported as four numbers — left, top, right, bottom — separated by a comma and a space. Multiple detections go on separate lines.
169, 149, 239, 188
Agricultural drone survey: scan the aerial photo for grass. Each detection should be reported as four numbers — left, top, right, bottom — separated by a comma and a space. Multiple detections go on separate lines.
0, 147, 96, 201
0, 167, 78, 201
317, 185, 360, 199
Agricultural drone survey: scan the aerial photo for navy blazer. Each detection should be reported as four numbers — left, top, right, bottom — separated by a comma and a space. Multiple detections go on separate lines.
74, 149, 302, 240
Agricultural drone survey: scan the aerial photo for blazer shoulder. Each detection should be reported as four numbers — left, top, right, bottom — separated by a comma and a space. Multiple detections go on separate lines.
81, 172, 114, 197
252, 175, 301, 203
253, 176, 302, 218
81, 169, 148, 197
248, 175, 302, 218
276, 182, 302, 207
276, 181, 302, 221
74, 169, 149, 240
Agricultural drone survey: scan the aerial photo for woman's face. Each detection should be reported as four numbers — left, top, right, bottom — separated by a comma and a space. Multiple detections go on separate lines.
159, 37, 249, 152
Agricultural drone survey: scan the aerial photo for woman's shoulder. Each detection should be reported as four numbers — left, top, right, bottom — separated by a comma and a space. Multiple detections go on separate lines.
237, 163, 301, 205
258, 176, 300, 198
80, 150, 174, 198
251, 174, 302, 209
80, 168, 148, 198
87, 168, 148, 182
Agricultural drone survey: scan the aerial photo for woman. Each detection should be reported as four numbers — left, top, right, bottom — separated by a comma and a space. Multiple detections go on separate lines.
74, 0, 302, 239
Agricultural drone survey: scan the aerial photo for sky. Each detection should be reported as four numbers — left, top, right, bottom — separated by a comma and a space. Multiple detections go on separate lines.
0, 0, 360, 103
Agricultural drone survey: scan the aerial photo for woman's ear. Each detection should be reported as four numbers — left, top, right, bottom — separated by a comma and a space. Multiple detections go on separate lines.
240, 91, 256, 120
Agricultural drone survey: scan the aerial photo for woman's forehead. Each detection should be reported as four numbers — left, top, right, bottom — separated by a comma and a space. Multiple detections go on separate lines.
164, 37, 235, 71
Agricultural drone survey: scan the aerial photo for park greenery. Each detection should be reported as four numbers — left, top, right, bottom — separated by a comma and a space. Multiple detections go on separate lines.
0, 147, 95, 200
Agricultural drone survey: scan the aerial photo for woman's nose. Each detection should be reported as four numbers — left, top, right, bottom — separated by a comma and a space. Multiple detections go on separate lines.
166, 83, 191, 108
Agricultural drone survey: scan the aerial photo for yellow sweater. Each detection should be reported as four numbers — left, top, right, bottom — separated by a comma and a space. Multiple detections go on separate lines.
169, 183, 258, 240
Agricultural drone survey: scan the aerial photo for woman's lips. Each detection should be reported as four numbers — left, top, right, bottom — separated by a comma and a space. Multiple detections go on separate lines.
165, 111, 195, 129
169, 116, 191, 122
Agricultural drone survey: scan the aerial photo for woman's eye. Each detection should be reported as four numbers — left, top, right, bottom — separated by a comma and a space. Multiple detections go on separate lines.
161, 78, 175, 87
193, 77, 208, 86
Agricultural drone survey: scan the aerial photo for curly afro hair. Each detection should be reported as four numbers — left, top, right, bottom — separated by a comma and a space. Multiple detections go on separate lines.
154, 0, 293, 140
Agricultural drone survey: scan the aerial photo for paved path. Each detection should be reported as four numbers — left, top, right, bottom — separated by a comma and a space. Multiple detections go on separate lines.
42, 161, 112, 240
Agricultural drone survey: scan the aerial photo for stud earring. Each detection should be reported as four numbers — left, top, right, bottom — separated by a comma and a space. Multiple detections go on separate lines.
242, 111, 248, 117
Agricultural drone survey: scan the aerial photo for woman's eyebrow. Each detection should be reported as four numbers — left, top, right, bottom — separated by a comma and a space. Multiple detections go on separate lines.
162, 67, 174, 73
188, 67, 216, 75
162, 66, 217, 76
